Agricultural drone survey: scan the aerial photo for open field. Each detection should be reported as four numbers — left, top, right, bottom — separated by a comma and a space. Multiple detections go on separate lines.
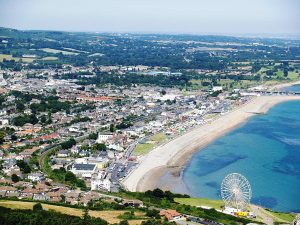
133, 133, 167, 156
174, 198, 224, 210
0, 200, 144, 224
132, 143, 154, 156
41, 48, 79, 55
0, 54, 35, 62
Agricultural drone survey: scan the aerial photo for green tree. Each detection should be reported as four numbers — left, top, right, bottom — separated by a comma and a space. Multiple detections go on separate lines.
33, 203, 43, 211
11, 174, 20, 183
110, 124, 116, 132
119, 220, 129, 225
0, 131, 6, 144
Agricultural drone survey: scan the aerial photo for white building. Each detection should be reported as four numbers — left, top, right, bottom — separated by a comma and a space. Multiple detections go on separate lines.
91, 176, 111, 191
96, 133, 113, 143
28, 172, 45, 182
70, 163, 97, 178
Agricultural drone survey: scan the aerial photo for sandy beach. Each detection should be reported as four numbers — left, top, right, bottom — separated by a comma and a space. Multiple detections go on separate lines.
122, 95, 300, 192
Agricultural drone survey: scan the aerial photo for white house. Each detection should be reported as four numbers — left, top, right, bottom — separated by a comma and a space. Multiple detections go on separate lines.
96, 133, 113, 143
28, 172, 45, 182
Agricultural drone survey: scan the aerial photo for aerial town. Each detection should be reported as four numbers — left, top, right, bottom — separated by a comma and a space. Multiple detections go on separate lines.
0, 26, 299, 225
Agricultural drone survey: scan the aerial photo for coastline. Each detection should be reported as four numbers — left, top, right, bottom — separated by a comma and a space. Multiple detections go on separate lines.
122, 95, 300, 192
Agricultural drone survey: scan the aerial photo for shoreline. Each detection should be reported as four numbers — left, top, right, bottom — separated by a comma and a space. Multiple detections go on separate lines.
122, 95, 300, 192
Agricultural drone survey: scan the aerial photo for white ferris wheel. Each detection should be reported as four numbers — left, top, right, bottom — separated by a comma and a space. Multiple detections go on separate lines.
221, 173, 252, 211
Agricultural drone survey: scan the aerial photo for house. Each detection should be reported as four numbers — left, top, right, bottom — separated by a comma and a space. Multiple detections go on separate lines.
46, 192, 62, 202
0, 186, 19, 198
91, 177, 111, 191
33, 193, 48, 201
96, 133, 113, 143
70, 163, 97, 178
160, 210, 182, 221
28, 172, 45, 182
57, 150, 69, 158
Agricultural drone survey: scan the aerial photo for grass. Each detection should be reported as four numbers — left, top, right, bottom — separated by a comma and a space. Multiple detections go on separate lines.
174, 198, 224, 210
0, 200, 144, 224
132, 143, 154, 156
41, 48, 79, 55
261, 208, 295, 223
149, 133, 166, 142
0, 54, 35, 63
132, 133, 167, 156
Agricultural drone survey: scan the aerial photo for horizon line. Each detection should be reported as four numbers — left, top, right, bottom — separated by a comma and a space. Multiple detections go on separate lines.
1, 26, 300, 40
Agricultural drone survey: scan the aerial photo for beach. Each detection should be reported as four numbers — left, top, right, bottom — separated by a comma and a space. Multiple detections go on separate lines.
122, 95, 300, 192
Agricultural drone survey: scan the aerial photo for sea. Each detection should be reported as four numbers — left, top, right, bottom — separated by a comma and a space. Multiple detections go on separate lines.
181, 85, 300, 213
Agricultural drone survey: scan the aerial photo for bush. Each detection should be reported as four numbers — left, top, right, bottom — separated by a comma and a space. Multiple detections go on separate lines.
33, 203, 43, 211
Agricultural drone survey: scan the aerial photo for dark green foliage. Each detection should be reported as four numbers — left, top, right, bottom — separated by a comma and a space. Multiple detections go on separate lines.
13, 114, 38, 126
0, 131, 5, 144
61, 138, 76, 149
30, 97, 71, 113
11, 174, 20, 183
145, 209, 160, 219
16, 160, 31, 174
119, 220, 129, 225
0, 206, 108, 225
88, 133, 98, 140
33, 203, 43, 211
93, 143, 106, 152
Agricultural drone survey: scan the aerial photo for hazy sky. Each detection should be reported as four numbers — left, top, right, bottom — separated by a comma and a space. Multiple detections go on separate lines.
0, 0, 299, 35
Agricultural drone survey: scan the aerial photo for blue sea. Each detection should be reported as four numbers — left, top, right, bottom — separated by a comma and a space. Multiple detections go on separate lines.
182, 95, 300, 212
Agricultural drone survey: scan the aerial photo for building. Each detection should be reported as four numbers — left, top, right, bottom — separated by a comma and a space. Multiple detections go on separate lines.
28, 172, 45, 182
96, 133, 113, 143
160, 210, 182, 221
70, 163, 97, 178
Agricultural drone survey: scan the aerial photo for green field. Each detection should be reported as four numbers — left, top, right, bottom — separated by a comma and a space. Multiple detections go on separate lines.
41, 48, 79, 55
132, 143, 154, 156
174, 198, 224, 210
132, 133, 167, 156
0, 54, 35, 62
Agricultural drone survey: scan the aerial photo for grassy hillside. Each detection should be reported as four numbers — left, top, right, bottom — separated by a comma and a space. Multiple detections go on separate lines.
0, 200, 144, 225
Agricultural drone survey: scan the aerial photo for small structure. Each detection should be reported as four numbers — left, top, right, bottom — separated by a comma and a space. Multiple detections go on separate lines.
160, 209, 182, 221
122, 199, 143, 208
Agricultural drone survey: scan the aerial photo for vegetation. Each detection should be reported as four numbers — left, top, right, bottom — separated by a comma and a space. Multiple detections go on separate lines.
0, 205, 108, 225
174, 197, 224, 210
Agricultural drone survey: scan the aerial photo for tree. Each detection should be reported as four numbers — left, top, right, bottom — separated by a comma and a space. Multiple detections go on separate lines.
40, 115, 47, 124
0, 131, 6, 144
16, 101, 25, 111
146, 209, 160, 219
110, 124, 115, 132
119, 220, 129, 225
16, 160, 31, 174
33, 203, 43, 211
93, 143, 106, 152
11, 174, 20, 183
65, 171, 77, 183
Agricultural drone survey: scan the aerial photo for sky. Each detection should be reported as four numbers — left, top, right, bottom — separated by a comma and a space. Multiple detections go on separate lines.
0, 0, 299, 36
